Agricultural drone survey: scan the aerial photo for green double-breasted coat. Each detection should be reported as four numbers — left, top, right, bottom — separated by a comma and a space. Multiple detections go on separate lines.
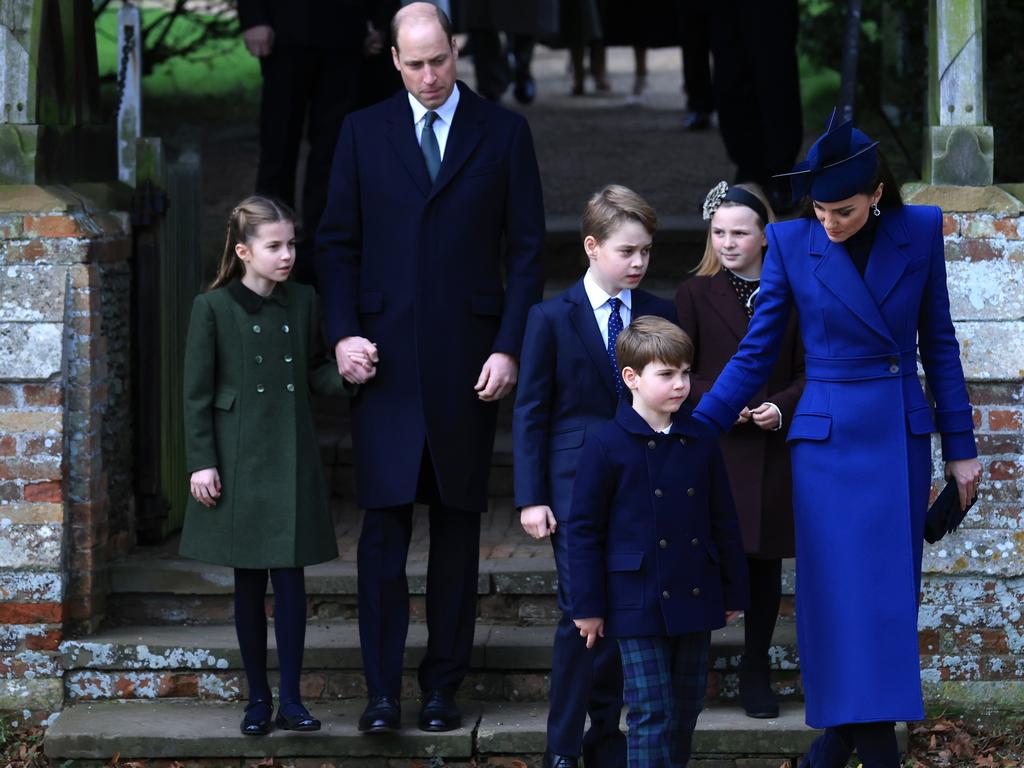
179, 279, 353, 568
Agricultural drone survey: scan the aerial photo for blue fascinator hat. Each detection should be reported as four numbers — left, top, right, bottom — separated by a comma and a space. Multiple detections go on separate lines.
775, 108, 880, 202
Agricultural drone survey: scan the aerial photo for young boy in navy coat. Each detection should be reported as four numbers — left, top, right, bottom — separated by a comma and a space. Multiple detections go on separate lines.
568, 317, 748, 768
513, 185, 676, 768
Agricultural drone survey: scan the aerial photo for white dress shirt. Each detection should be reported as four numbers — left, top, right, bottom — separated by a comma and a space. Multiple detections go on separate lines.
583, 269, 632, 348
408, 84, 461, 160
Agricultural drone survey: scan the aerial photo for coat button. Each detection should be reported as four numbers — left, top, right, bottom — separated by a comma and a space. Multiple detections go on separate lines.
282, 324, 290, 333
286, 383, 295, 392
654, 488, 663, 498
659, 539, 668, 549
647, 440, 656, 449
254, 355, 263, 364
662, 590, 671, 600
252, 324, 261, 334
692, 587, 701, 598
256, 384, 265, 393
284, 354, 293, 363
691, 537, 700, 547
687, 488, 696, 497
889, 364, 900, 374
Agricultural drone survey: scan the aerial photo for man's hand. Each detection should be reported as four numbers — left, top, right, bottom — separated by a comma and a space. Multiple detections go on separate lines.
190, 468, 221, 508
364, 23, 384, 55
243, 25, 274, 58
945, 457, 983, 512
520, 505, 557, 539
336, 336, 379, 384
475, 352, 518, 401
750, 402, 781, 431
573, 617, 605, 649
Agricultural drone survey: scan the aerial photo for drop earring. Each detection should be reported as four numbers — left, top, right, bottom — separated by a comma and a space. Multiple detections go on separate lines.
871, 202, 881, 217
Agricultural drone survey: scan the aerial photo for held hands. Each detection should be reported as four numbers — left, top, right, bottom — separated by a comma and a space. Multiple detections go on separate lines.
242, 25, 274, 58
573, 617, 605, 649
945, 458, 983, 512
520, 505, 557, 539
190, 468, 221, 508
336, 336, 379, 384
475, 353, 518, 401
750, 402, 781, 431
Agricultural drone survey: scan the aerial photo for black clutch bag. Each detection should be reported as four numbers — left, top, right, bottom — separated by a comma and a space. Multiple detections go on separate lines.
924, 480, 977, 544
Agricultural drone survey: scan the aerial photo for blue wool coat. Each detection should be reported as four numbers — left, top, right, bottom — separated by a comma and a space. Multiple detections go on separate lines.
694, 205, 977, 727
567, 404, 749, 638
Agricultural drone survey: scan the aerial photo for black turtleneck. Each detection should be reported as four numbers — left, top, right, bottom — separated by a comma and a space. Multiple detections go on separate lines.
843, 213, 879, 278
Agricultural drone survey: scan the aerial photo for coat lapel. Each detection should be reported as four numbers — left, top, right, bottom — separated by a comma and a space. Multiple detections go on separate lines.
428, 83, 485, 201
706, 271, 750, 343
809, 222, 895, 345
864, 208, 911, 307
567, 280, 618, 401
385, 91, 431, 197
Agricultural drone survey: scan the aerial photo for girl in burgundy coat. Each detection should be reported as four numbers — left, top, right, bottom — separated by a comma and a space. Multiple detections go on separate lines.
674, 181, 805, 719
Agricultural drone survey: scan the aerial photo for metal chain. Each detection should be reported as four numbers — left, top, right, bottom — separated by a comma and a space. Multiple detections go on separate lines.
115, 24, 135, 123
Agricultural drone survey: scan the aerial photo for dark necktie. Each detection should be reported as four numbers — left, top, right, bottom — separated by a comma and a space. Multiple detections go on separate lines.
607, 296, 625, 399
421, 111, 441, 182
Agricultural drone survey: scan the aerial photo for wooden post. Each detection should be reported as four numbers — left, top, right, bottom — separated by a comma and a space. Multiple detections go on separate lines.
117, 3, 143, 186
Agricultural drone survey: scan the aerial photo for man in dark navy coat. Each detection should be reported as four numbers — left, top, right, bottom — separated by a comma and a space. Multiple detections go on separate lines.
316, 1, 545, 735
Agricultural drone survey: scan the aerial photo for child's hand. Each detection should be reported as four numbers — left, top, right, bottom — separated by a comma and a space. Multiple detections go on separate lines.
520, 505, 557, 539
190, 468, 221, 508
750, 402, 781, 431
735, 407, 752, 425
336, 336, 378, 384
573, 617, 605, 649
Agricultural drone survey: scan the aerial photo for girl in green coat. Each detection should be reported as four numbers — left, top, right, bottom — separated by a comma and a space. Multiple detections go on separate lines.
181, 196, 355, 736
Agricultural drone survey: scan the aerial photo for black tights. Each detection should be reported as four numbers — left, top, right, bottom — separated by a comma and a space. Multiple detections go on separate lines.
816, 722, 900, 768
744, 557, 782, 671
234, 567, 307, 716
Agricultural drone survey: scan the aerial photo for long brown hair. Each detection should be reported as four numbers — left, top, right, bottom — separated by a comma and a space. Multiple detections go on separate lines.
209, 195, 295, 291
693, 182, 776, 277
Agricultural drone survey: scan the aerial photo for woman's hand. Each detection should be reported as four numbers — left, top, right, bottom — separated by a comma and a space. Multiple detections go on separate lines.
945, 458, 983, 512
190, 468, 221, 508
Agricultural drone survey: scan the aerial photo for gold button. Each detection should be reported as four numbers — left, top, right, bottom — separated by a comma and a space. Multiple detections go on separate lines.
662, 590, 670, 599
286, 383, 295, 392
282, 324, 290, 333
284, 354, 293, 363
687, 488, 696, 497
692, 587, 701, 597
256, 384, 265, 393
252, 324, 261, 334
659, 539, 668, 549
691, 538, 700, 547
647, 440, 656, 449
254, 355, 263, 364
654, 489, 663, 498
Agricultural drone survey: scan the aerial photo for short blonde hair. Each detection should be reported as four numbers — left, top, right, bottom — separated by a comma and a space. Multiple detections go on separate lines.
694, 182, 775, 277
581, 185, 657, 244
616, 316, 693, 374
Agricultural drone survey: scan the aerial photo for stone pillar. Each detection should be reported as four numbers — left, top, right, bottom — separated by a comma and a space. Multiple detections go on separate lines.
924, 0, 993, 185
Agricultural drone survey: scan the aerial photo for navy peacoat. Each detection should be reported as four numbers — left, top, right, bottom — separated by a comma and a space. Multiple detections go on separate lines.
316, 83, 545, 513
694, 205, 977, 727
567, 403, 749, 638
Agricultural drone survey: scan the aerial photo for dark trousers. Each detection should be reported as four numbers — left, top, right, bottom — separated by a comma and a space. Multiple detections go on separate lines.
677, 1, 714, 114
547, 527, 626, 764
233, 567, 307, 710
709, 0, 802, 201
617, 632, 710, 768
469, 29, 535, 101
356, 449, 482, 698
256, 45, 359, 283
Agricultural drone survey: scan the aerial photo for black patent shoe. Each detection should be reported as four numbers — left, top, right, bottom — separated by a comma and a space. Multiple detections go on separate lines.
683, 111, 712, 131
358, 695, 401, 733
240, 699, 272, 736
544, 749, 579, 768
274, 701, 321, 732
739, 666, 779, 719
418, 689, 461, 732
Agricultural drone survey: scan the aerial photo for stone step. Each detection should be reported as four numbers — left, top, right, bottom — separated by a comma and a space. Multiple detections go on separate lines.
45, 699, 859, 765
59, 620, 801, 704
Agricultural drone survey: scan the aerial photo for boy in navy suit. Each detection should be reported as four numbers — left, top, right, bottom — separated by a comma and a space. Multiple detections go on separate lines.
513, 186, 676, 768
568, 317, 748, 768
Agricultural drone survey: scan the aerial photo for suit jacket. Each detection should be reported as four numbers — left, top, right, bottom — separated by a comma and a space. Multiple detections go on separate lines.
513, 279, 676, 517
567, 403, 748, 638
675, 271, 804, 557
693, 205, 976, 727
316, 83, 545, 513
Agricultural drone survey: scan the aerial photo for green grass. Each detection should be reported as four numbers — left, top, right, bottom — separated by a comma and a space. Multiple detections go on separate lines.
798, 54, 841, 129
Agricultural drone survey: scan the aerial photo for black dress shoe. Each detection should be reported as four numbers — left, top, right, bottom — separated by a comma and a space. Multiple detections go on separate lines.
544, 749, 579, 768
274, 701, 321, 732
683, 111, 712, 131
358, 696, 401, 733
240, 698, 272, 736
418, 689, 461, 732
514, 74, 536, 105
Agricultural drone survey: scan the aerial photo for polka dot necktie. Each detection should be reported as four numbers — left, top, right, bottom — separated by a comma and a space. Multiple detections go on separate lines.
607, 297, 625, 399
421, 111, 441, 183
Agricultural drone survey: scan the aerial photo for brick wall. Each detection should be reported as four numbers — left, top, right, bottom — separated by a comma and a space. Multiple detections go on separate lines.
0, 185, 132, 717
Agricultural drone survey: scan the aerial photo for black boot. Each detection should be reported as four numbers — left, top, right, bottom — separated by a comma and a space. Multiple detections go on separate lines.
738, 659, 778, 718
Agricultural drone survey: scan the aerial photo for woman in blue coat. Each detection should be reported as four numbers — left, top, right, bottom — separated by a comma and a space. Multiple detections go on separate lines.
693, 114, 983, 768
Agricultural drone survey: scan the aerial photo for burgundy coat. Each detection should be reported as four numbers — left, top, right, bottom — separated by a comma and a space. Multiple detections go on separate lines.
675, 271, 804, 558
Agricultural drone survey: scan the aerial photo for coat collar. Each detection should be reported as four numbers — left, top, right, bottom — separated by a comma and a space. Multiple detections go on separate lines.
226, 279, 290, 314
705, 270, 750, 343
566, 278, 619, 402
614, 400, 704, 438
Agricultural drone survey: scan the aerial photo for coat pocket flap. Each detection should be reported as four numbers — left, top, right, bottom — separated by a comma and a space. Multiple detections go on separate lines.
786, 413, 832, 442
359, 291, 384, 313
550, 427, 585, 451
213, 391, 236, 411
906, 405, 937, 435
606, 551, 644, 572
471, 293, 504, 316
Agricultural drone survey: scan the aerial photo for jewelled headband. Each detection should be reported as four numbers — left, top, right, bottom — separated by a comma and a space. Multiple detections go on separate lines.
702, 181, 769, 224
